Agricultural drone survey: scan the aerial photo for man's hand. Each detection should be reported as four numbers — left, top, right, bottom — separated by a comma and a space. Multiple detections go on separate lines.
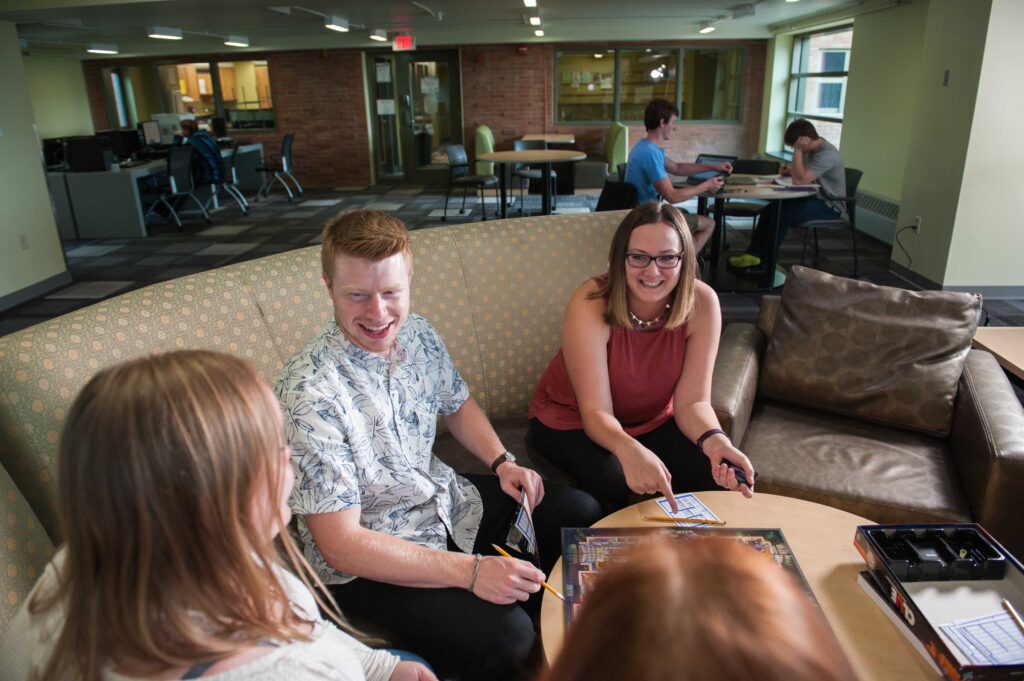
496, 462, 545, 507
390, 661, 439, 681
779, 164, 791, 177
471, 555, 544, 604
793, 136, 814, 151
697, 175, 725, 195
619, 445, 678, 512
713, 161, 733, 173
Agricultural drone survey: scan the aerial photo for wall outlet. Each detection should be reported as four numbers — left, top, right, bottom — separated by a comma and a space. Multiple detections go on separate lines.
18, 233, 29, 250
912, 216, 922, 233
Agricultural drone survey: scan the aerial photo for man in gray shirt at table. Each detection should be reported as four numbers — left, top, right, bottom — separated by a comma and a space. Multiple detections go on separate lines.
728, 118, 846, 274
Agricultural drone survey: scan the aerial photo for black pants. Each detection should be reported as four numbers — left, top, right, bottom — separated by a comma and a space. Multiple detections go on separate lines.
331, 475, 600, 681
528, 417, 717, 514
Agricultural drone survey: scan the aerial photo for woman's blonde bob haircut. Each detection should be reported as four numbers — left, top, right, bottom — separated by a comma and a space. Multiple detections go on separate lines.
592, 202, 698, 330
30, 350, 348, 681
541, 538, 858, 681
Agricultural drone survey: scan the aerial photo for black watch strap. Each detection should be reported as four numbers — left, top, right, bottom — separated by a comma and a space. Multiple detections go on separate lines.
490, 451, 515, 473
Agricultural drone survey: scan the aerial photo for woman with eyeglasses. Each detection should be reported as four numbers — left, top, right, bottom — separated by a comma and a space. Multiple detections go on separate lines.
527, 201, 755, 513
1, 350, 435, 681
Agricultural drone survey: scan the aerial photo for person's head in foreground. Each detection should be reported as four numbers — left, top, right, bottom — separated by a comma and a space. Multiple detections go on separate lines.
29, 350, 339, 680
598, 201, 698, 330
540, 538, 858, 681
321, 209, 413, 356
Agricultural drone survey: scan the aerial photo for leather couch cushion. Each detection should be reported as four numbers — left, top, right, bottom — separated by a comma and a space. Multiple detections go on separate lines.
742, 400, 971, 524
760, 266, 981, 437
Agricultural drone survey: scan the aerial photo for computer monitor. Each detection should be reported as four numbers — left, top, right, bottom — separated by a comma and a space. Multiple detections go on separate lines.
139, 120, 162, 146
65, 137, 110, 172
41, 138, 66, 167
97, 129, 142, 160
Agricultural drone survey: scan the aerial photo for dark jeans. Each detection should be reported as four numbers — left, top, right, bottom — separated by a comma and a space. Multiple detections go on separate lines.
528, 418, 717, 514
747, 196, 840, 260
331, 475, 600, 681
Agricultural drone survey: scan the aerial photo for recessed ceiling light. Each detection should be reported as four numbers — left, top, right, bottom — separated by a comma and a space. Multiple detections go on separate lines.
594, 53, 603, 58
529, 16, 541, 25
369, 28, 388, 41
147, 26, 183, 40
534, 29, 544, 37
86, 42, 119, 54
325, 16, 349, 32
224, 35, 249, 47
524, 0, 537, 7
698, 22, 716, 34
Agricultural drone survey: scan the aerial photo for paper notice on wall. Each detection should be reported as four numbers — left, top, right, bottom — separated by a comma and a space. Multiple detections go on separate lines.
423, 95, 438, 115
377, 99, 396, 115
198, 78, 208, 95
376, 63, 392, 83
420, 76, 439, 97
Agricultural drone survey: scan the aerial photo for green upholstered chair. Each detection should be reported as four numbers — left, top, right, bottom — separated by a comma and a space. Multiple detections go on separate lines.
573, 122, 629, 189
474, 125, 495, 177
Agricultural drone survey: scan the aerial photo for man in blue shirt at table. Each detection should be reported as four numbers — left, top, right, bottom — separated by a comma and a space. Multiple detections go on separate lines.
174, 119, 224, 186
625, 98, 730, 251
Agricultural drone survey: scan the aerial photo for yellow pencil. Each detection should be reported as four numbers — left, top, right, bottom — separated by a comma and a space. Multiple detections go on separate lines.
1003, 599, 1024, 634
491, 544, 565, 601
642, 515, 726, 526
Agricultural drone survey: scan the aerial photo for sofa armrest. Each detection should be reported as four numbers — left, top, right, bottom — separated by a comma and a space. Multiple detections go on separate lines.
711, 323, 766, 446
950, 349, 1024, 557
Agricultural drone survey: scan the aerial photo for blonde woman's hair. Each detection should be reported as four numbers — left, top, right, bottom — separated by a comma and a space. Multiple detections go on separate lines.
540, 538, 858, 681
30, 350, 352, 681
320, 209, 412, 281
592, 202, 698, 329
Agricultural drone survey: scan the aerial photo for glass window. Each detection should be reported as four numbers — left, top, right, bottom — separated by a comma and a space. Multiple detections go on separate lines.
556, 51, 615, 122
787, 26, 853, 147
619, 49, 676, 122
683, 47, 743, 121
157, 62, 217, 117
218, 60, 275, 130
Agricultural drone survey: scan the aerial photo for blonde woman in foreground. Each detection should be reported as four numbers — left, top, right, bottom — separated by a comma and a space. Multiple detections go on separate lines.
0, 350, 435, 681
539, 538, 858, 681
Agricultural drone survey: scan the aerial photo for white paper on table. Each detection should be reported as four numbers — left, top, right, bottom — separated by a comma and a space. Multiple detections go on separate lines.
655, 493, 721, 526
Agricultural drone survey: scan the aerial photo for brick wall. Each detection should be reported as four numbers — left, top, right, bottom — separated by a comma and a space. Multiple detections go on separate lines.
81, 39, 766, 189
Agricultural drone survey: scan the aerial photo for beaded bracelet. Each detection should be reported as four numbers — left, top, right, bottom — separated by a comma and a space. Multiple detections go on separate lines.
467, 553, 482, 594
696, 428, 728, 454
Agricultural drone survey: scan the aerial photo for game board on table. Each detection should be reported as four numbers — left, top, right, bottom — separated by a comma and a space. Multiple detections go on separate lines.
560, 526, 813, 629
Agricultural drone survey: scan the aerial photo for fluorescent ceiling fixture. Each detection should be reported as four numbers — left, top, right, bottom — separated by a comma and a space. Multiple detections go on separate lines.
524, 0, 537, 7
786, 0, 799, 2
529, 16, 541, 25
325, 16, 349, 32
698, 22, 716, 34
369, 28, 387, 41
593, 53, 603, 58
147, 26, 183, 40
224, 35, 249, 47
86, 42, 119, 54
534, 29, 544, 36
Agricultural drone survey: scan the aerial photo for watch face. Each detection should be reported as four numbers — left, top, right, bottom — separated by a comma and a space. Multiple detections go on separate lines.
505, 452, 516, 464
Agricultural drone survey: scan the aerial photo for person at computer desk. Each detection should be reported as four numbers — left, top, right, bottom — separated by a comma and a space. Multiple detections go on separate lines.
174, 118, 224, 186
624, 98, 730, 252
728, 119, 846, 275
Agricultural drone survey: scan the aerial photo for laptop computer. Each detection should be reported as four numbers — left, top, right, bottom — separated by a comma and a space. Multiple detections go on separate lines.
686, 153, 738, 184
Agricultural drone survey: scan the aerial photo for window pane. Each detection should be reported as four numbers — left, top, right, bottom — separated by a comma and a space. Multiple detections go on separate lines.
157, 62, 216, 117
683, 47, 743, 121
556, 51, 615, 122
795, 28, 852, 74
219, 60, 275, 130
619, 49, 677, 121
822, 51, 847, 72
790, 76, 847, 117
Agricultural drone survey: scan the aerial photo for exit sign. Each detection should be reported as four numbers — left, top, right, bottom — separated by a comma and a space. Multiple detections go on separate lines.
393, 34, 416, 51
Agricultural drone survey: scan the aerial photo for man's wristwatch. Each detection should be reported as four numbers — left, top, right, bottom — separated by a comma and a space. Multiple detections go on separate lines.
490, 451, 516, 473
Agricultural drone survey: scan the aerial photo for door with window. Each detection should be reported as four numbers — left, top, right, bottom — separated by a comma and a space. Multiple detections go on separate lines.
367, 50, 462, 186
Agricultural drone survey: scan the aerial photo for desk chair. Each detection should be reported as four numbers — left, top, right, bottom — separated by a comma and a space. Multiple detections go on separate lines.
796, 167, 863, 278
595, 178, 637, 212
142, 145, 210, 229
442, 144, 498, 221
717, 159, 781, 249
202, 144, 249, 215
513, 139, 557, 214
255, 133, 302, 201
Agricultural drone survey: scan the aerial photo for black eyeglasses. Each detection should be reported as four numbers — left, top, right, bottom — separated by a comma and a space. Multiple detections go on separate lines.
625, 253, 683, 269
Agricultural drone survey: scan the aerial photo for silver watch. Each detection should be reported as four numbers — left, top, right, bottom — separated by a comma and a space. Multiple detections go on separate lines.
490, 451, 516, 473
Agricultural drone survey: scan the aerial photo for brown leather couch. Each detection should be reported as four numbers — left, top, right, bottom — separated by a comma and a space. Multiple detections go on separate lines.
711, 266, 1024, 557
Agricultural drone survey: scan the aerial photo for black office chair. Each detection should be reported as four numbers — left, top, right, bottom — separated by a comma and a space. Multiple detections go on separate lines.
716, 159, 781, 249
442, 144, 499, 221
202, 144, 249, 215
513, 139, 557, 215
595, 178, 638, 212
617, 162, 628, 181
796, 167, 864, 278
256, 133, 302, 201
142, 145, 211, 229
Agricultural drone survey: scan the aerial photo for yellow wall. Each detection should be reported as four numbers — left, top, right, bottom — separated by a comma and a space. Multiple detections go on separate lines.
22, 54, 94, 138
0, 23, 68, 305
945, 0, 1024, 287
121, 65, 163, 122
759, 34, 792, 155
233, 61, 258, 108
895, 0, 991, 284
842, 1, 929, 202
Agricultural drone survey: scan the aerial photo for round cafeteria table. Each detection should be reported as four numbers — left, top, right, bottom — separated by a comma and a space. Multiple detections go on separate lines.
478, 149, 586, 218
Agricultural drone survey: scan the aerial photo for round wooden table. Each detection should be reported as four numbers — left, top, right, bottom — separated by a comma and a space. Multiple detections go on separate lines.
478, 149, 586, 218
541, 492, 938, 681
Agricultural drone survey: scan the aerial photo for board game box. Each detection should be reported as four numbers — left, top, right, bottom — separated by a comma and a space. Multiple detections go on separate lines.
854, 523, 1024, 680
560, 526, 813, 629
